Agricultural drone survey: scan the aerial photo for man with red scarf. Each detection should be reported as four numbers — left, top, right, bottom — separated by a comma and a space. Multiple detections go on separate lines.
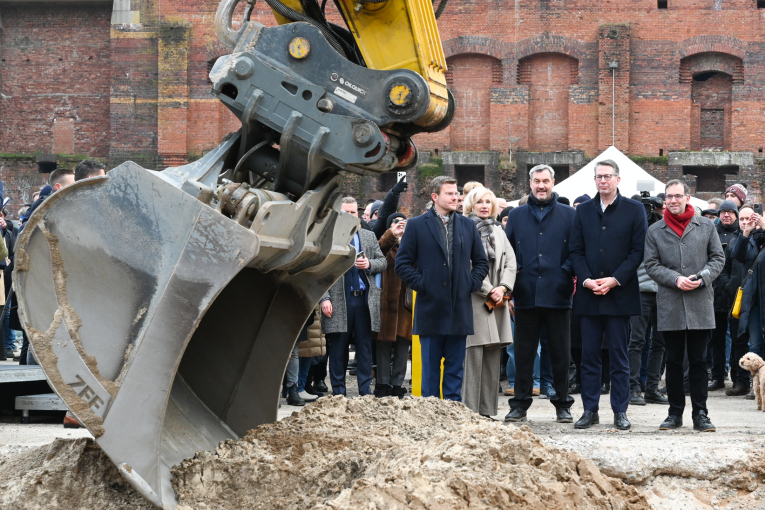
644, 180, 725, 432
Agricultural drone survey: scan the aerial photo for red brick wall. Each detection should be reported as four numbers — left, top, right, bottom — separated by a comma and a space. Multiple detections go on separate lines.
0, 4, 111, 157
522, 53, 576, 152
447, 54, 494, 151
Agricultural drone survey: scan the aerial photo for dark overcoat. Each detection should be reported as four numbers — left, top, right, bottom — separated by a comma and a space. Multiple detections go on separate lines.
395, 208, 489, 336
504, 195, 575, 309
570, 193, 647, 316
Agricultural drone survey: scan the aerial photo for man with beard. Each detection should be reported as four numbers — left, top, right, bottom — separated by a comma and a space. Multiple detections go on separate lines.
504, 165, 576, 424
708, 201, 740, 391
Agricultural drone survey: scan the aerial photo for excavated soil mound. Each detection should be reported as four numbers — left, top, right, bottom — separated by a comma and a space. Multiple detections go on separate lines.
0, 438, 154, 510
173, 396, 648, 509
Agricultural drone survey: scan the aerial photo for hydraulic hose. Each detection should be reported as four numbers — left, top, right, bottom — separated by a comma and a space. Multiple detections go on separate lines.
357, 0, 448, 19
264, 0, 347, 56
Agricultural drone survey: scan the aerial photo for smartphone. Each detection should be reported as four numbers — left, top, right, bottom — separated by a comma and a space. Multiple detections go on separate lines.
397, 171, 407, 183
689, 274, 702, 282
356, 251, 365, 259
755, 203, 763, 216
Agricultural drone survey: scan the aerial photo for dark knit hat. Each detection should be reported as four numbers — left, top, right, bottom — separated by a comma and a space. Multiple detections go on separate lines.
718, 200, 739, 217
369, 200, 384, 218
386, 212, 406, 229
701, 208, 719, 217
573, 194, 591, 205
498, 206, 512, 222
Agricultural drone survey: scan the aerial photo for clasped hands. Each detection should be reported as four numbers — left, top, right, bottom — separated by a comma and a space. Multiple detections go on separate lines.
488, 286, 506, 305
584, 277, 618, 296
676, 275, 702, 292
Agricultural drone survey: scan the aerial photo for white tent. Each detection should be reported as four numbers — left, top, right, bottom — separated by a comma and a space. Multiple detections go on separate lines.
551, 146, 708, 209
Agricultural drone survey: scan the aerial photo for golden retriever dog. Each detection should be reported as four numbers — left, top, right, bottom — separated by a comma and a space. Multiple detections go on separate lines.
740, 352, 765, 411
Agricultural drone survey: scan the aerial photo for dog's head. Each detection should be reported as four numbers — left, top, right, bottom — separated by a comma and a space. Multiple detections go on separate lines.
740, 352, 765, 373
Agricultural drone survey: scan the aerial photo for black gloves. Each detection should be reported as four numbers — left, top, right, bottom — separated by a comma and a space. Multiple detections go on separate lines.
392, 178, 408, 195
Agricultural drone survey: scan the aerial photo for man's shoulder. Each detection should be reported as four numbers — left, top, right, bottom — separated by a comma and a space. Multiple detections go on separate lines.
358, 228, 377, 242
647, 220, 667, 235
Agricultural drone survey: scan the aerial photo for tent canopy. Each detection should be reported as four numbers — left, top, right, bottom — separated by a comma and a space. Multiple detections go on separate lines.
550, 146, 708, 209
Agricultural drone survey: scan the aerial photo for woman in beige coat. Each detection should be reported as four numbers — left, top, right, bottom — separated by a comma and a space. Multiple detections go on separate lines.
462, 187, 516, 417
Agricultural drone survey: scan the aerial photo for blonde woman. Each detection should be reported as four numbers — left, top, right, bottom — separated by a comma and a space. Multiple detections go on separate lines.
462, 187, 516, 417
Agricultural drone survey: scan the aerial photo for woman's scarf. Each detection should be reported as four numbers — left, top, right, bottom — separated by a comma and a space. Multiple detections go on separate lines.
469, 213, 496, 262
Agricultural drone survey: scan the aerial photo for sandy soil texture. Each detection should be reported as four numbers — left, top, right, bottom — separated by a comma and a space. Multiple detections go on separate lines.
171, 395, 648, 510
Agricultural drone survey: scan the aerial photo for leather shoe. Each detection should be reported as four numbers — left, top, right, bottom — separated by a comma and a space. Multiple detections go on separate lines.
708, 379, 725, 391
298, 390, 318, 402
63, 415, 83, 429
693, 410, 716, 432
660, 415, 682, 430
614, 412, 631, 430
532, 387, 540, 396
644, 390, 669, 404
286, 385, 306, 406
374, 384, 392, 397
569, 383, 581, 395
556, 408, 573, 423
746, 386, 756, 400
391, 385, 407, 399
629, 390, 646, 406
4, 348, 13, 360
725, 383, 749, 396
504, 407, 527, 422
601, 382, 610, 395
503, 387, 514, 396
574, 410, 599, 429
314, 380, 329, 393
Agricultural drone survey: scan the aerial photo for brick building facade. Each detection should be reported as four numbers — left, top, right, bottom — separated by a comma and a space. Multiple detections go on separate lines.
1, 0, 764, 216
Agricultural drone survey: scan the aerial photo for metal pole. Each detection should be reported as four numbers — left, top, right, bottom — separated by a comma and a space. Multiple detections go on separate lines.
612, 68, 615, 147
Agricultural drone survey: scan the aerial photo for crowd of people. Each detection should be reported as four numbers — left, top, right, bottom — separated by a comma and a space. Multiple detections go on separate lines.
3, 158, 762, 434
288, 162, 765, 434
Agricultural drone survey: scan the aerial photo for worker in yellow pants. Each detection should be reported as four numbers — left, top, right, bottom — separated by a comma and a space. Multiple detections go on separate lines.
410, 292, 445, 398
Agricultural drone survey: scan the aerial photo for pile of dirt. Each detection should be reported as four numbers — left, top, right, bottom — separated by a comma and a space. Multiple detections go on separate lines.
172, 396, 649, 509
0, 438, 153, 510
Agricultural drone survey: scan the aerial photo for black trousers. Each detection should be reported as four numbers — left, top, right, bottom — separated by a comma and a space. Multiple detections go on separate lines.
709, 312, 729, 382
628, 292, 665, 393
664, 329, 710, 418
509, 307, 574, 411
581, 315, 630, 413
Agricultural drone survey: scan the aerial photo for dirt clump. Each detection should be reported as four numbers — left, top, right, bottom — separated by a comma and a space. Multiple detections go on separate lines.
172, 396, 649, 509
0, 437, 154, 510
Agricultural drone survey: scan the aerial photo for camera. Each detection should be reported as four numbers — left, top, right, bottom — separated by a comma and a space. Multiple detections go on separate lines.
637, 180, 663, 224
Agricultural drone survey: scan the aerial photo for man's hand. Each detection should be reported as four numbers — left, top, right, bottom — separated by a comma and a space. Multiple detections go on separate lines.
586, 277, 617, 295
0, 217, 7, 230
508, 300, 515, 318
355, 254, 370, 270
489, 286, 505, 304
743, 215, 758, 237
392, 179, 408, 195
676, 275, 702, 291
391, 220, 406, 237
321, 300, 333, 318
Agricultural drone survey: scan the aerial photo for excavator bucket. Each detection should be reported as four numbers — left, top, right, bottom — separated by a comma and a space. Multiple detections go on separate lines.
14, 161, 357, 509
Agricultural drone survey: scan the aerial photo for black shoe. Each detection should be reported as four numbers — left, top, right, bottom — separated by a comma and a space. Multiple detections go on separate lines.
746, 386, 756, 400
348, 358, 357, 369
693, 411, 716, 432
569, 383, 581, 395
725, 383, 749, 396
391, 385, 407, 399
684, 385, 691, 396
614, 412, 631, 430
4, 348, 13, 360
314, 380, 328, 393
286, 385, 306, 406
659, 415, 682, 430
629, 390, 646, 406
374, 384, 392, 397
304, 383, 323, 396
348, 368, 357, 376
480, 414, 498, 421
574, 410, 599, 429
504, 408, 527, 422
708, 379, 725, 391
658, 385, 667, 395
556, 408, 573, 423
644, 390, 669, 404
600, 382, 610, 395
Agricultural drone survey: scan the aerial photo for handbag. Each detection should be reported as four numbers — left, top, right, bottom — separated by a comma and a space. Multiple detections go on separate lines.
404, 286, 413, 312
732, 246, 765, 319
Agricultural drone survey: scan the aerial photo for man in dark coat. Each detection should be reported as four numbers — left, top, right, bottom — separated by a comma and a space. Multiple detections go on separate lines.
395, 176, 489, 401
503, 165, 576, 424
708, 200, 740, 391
570, 159, 647, 431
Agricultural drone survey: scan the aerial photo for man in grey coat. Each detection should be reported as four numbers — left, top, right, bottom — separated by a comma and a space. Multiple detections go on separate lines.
321, 197, 387, 396
644, 180, 725, 432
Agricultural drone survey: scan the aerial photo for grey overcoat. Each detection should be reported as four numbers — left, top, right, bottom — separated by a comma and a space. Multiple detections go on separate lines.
467, 224, 516, 348
321, 228, 387, 334
643, 215, 725, 331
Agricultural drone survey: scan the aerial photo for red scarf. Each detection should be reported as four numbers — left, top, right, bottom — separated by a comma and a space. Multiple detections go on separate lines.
664, 204, 695, 238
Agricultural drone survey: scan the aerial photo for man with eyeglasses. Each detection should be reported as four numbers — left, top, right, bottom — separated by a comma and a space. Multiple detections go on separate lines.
708, 201, 740, 392
570, 159, 647, 431
644, 180, 725, 432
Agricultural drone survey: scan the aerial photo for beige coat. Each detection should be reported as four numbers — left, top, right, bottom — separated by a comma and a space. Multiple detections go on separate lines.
467, 224, 516, 348
299, 310, 326, 358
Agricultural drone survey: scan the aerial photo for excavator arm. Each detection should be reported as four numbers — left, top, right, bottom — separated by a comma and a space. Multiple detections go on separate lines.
14, 1, 454, 508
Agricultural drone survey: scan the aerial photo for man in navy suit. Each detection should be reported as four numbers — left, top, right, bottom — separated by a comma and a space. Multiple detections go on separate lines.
569, 159, 647, 430
395, 176, 489, 401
